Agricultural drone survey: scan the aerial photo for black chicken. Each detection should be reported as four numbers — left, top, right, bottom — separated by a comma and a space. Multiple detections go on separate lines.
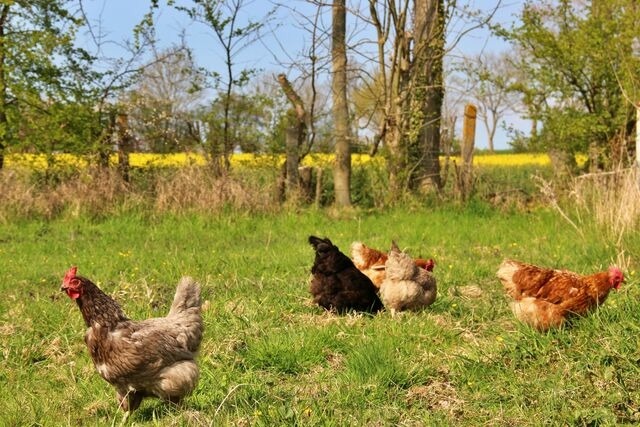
308, 236, 383, 314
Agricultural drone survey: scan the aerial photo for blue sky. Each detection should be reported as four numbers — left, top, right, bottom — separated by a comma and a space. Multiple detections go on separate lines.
79, 0, 526, 150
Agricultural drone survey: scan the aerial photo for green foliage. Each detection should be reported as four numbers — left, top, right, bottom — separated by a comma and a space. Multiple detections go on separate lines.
0, 0, 99, 158
496, 0, 640, 166
126, 47, 207, 153
204, 92, 276, 154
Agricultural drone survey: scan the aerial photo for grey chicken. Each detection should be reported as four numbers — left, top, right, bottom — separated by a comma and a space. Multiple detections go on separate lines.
61, 266, 203, 411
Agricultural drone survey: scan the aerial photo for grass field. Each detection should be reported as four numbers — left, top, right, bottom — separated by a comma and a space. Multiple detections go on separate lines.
1, 205, 639, 426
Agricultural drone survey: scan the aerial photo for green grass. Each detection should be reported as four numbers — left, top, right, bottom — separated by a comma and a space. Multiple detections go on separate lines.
0, 206, 638, 426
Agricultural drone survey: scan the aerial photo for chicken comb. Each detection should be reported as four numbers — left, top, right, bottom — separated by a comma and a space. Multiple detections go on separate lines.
63, 266, 78, 284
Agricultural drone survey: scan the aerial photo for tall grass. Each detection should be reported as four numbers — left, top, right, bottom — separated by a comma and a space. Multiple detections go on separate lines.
572, 168, 640, 245
153, 166, 276, 213
537, 167, 640, 267
0, 166, 281, 220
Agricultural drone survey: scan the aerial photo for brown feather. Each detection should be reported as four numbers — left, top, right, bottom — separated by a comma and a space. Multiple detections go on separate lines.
379, 243, 437, 315
350, 241, 435, 288
497, 259, 621, 331
63, 273, 203, 411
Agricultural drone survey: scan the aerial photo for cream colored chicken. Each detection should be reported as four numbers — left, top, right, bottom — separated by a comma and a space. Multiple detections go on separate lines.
379, 242, 437, 315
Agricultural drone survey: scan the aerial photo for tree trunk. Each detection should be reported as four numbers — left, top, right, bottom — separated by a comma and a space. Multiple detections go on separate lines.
331, 0, 351, 207
412, 0, 445, 191
388, 24, 412, 199
0, 5, 9, 170
285, 119, 300, 198
386, 115, 405, 198
116, 113, 132, 183
277, 73, 308, 202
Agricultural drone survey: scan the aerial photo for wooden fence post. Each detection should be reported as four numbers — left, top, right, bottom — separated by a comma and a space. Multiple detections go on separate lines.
459, 103, 476, 200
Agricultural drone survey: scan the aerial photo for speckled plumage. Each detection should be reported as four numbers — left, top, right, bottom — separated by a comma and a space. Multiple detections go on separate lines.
351, 241, 435, 288
62, 269, 203, 411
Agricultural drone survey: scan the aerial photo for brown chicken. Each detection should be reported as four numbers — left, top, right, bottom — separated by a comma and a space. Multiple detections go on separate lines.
309, 236, 383, 314
350, 241, 435, 288
496, 259, 624, 331
61, 266, 203, 411
378, 241, 437, 315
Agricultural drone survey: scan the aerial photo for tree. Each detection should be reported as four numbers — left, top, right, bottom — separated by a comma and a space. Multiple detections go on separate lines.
362, 1, 500, 198
126, 46, 206, 152
79, 1, 169, 168
204, 91, 274, 153
177, 0, 274, 175
366, 0, 412, 198
496, 0, 640, 170
456, 52, 519, 152
364, 0, 445, 195
410, 0, 446, 190
332, 0, 351, 207
0, 0, 94, 169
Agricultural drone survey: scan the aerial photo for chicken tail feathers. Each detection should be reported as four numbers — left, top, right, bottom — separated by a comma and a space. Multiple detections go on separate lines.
168, 276, 202, 318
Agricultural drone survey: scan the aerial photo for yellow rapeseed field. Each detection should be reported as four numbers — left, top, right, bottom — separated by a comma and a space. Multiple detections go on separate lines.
4, 151, 585, 170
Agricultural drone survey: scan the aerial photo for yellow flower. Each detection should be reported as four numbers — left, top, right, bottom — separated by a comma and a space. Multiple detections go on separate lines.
4, 151, 588, 170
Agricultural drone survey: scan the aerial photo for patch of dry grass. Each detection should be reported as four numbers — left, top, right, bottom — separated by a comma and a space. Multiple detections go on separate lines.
0, 167, 133, 219
0, 166, 277, 221
572, 167, 640, 245
536, 167, 640, 266
153, 166, 274, 213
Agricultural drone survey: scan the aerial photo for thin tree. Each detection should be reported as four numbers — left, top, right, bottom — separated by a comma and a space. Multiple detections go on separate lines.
332, 0, 351, 207
177, 0, 274, 175
456, 53, 519, 152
